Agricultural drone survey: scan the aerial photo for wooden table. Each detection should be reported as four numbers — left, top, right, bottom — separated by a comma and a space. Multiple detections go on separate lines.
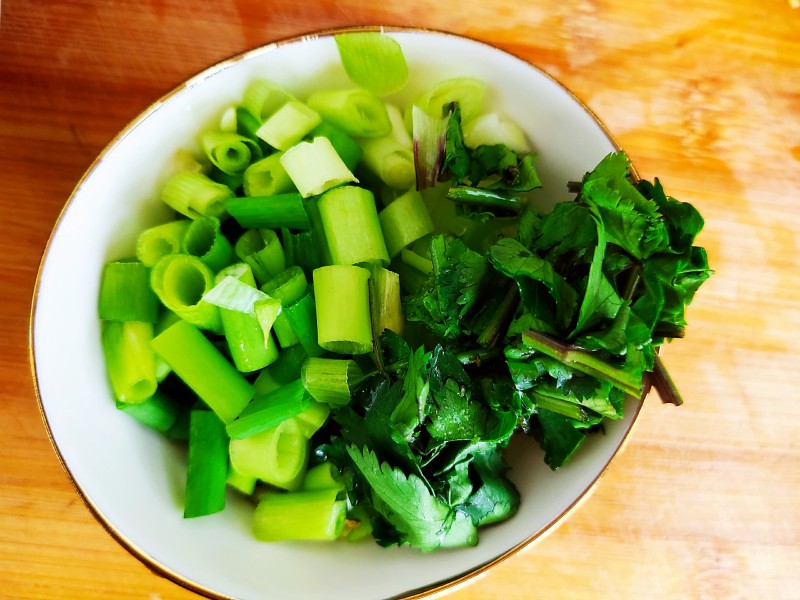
2, 1, 799, 598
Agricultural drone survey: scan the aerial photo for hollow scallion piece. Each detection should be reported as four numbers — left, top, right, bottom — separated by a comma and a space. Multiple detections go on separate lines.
283, 291, 325, 357
226, 379, 310, 439
294, 399, 330, 438
243, 152, 295, 197
307, 89, 392, 138
229, 417, 308, 490
318, 185, 389, 266
182, 216, 236, 272
205, 264, 280, 373
234, 229, 286, 286
261, 266, 307, 348
102, 321, 157, 404
226, 193, 310, 230
314, 265, 373, 355
153, 310, 181, 381
234, 107, 262, 142
301, 357, 361, 407
301, 462, 343, 491
136, 220, 191, 267
151, 320, 253, 423
281, 227, 327, 276
369, 266, 404, 335
335, 32, 408, 97
310, 122, 363, 171
98, 261, 159, 323
227, 464, 257, 496
242, 79, 295, 120
280, 137, 358, 198
219, 106, 237, 132
253, 297, 282, 342
256, 100, 321, 151
115, 390, 180, 432
150, 254, 221, 332
359, 104, 415, 190
253, 488, 346, 542
161, 172, 233, 220
462, 112, 531, 154
200, 130, 262, 175
404, 77, 487, 126
184, 410, 229, 518
170, 148, 208, 175
378, 189, 435, 257
253, 344, 307, 396
344, 505, 374, 543
412, 104, 450, 190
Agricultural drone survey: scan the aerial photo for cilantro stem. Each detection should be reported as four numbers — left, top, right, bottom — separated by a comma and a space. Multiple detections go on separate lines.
650, 353, 684, 406
476, 284, 519, 348
528, 390, 590, 422
521, 329, 642, 398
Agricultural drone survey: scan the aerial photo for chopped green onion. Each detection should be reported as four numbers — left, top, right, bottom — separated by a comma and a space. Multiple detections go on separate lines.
228, 417, 308, 490
279, 137, 358, 198
98, 261, 159, 323
135, 220, 191, 267
359, 104, 416, 190
256, 100, 321, 151
243, 152, 295, 197
294, 399, 330, 438
205, 265, 280, 373
234, 229, 286, 286
182, 216, 236, 272
151, 320, 253, 423
301, 462, 343, 491
227, 464, 257, 496
310, 121, 363, 171
314, 265, 373, 355
378, 189, 435, 257
405, 77, 487, 125
447, 186, 522, 213
184, 410, 229, 518
253, 344, 307, 396
301, 357, 361, 407
368, 266, 404, 335
400, 247, 433, 275
253, 297, 282, 343
344, 505, 373, 542
253, 488, 345, 541
226, 193, 310, 230
170, 149, 207, 175
411, 105, 450, 190
241, 79, 295, 120
114, 390, 180, 432
262, 267, 307, 348
282, 291, 325, 357
161, 172, 233, 220
101, 321, 157, 404
150, 254, 221, 332
462, 112, 530, 154
153, 310, 181, 382
235, 107, 262, 141
318, 185, 389, 266
334, 32, 408, 96
200, 130, 262, 175
307, 89, 392, 138
219, 106, 237, 132
280, 227, 327, 277
226, 379, 310, 439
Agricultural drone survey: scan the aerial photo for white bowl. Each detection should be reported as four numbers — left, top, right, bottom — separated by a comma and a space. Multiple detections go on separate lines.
32, 28, 642, 600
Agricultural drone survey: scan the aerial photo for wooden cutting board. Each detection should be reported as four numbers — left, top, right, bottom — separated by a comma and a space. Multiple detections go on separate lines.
2, 0, 799, 598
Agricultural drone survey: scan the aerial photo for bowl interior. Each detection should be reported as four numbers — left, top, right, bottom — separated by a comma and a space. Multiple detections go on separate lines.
32, 30, 638, 600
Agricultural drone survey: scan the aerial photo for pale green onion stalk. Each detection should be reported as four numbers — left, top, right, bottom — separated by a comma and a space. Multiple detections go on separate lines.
234, 229, 286, 286
279, 137, 358, 198
243, 152, 296, 197
161, 172, 233, 220
136, 220, 191, 267
102, 321, 157, 404
151, 320, 253, 423
229, 417, 308, 490
462, 112, 531, 154
301, 357, 362, 407
150, 254, 221, 333
358, 104, 416, 190
182, 216, 236, 273
307, 89, 392, 138
253, 488, 346, 542
368, 266, 404, 335
200, 130, 262, 175
334, 32, 409, 97
241, 79, 295, 120
317, 185, 389, 266
378, 189, 435, 257
314, 265, 373, 355
404, 77, 487, 130
256, 100, 321, 152
98, 261, 159, 323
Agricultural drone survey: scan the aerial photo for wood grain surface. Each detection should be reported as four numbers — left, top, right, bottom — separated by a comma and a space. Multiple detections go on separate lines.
2, 0, 799, 598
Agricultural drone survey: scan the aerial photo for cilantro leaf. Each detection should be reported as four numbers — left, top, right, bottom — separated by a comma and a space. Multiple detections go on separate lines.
460, 446, 520, 526
346, 445, 455, 552
531, 408, 586, 469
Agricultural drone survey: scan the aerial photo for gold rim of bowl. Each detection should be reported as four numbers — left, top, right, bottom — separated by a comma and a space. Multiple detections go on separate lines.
29, 24, 646, 600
